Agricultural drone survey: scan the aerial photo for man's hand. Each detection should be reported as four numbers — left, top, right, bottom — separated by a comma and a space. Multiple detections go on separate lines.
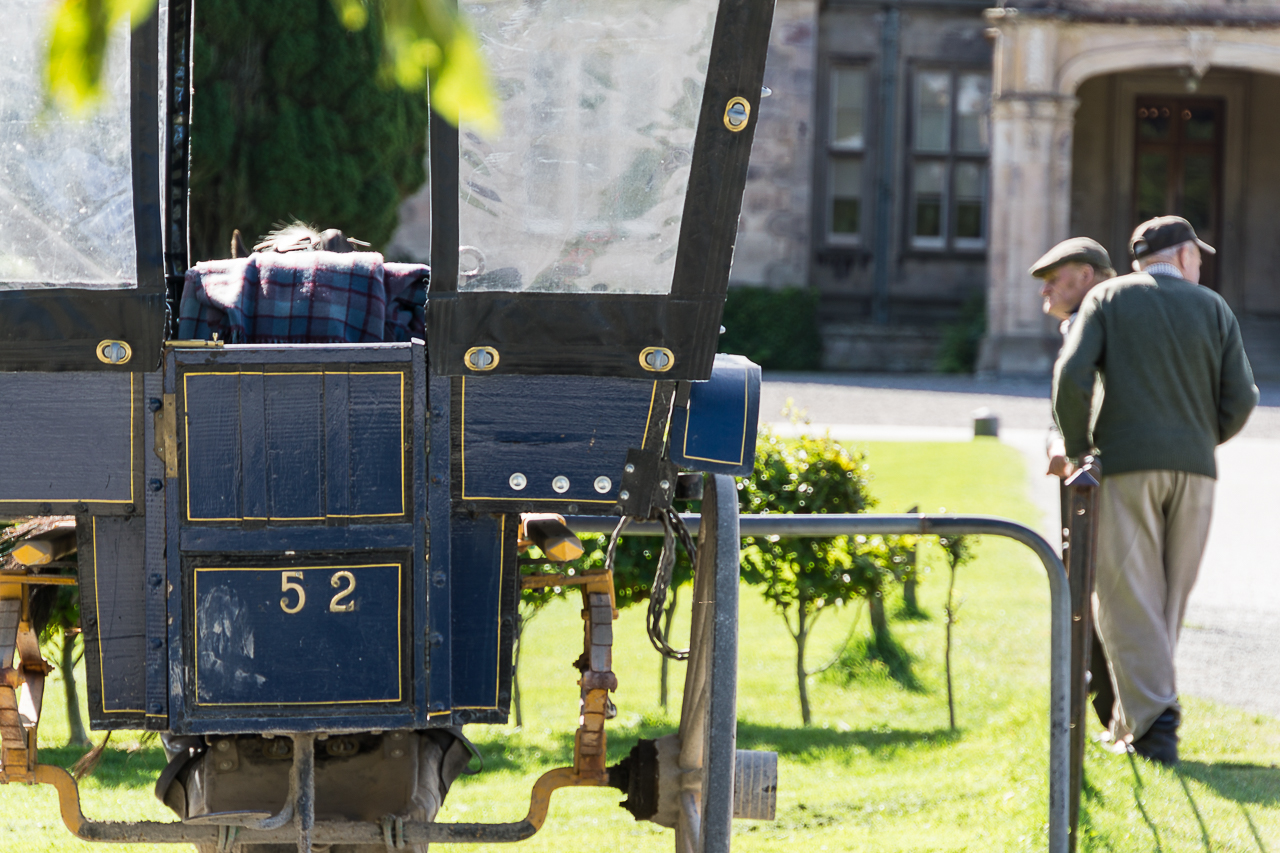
1046, 437, 1075, 478
1048, 454, 1076, 479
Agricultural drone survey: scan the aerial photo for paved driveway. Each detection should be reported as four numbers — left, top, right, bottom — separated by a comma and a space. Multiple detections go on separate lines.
759, 372, 1280, 719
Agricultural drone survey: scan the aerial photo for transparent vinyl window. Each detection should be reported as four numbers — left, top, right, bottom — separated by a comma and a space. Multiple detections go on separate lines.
456, 0, 719, 294
0, 1, 137, 290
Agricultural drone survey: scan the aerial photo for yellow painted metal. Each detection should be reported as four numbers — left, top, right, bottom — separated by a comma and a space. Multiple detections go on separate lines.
154, 393, 178, 479
35, 765, 86, 835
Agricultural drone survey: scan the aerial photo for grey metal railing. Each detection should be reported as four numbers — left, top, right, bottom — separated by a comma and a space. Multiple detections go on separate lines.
566, 512, 1072, 853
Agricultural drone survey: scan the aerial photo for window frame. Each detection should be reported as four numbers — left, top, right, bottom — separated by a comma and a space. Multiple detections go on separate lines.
824, 61, 871, 246
906, 66, 991, 255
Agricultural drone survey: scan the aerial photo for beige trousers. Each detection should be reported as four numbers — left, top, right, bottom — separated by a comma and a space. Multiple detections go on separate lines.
1093, 470, 1215, 742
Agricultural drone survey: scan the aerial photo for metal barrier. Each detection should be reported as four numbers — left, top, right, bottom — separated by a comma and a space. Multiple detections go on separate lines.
567, 512, 1073, 853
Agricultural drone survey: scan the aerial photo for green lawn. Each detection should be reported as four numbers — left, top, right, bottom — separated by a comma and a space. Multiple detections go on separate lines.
4, 439, 1279, 851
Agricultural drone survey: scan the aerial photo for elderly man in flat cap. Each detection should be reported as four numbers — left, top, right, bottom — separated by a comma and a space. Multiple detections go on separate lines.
1030, 237, 1117, 731
1030, 237, 1116, 479
1052, 216, 1258, 766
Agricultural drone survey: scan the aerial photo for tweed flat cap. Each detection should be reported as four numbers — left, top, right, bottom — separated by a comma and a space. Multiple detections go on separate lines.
1130, 215, 1216, 260
1029, 237, 1114, 278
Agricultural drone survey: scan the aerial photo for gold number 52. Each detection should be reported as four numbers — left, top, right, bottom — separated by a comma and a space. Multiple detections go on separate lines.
280, 571, 305, 614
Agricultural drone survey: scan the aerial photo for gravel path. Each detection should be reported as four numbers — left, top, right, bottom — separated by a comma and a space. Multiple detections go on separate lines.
760, 372, 1280, 719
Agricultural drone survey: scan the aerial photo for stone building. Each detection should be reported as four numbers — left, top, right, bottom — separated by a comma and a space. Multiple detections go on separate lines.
731, 0, 1280, 375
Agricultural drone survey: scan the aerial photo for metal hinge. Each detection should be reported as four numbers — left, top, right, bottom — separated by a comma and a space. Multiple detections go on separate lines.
153, 393, 178, 479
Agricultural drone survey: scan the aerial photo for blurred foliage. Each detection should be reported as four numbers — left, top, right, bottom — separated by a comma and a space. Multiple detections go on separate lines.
936, 290, 986, 374
719, 287, 822, 371
44, 0, 156, 111
187, 0, 431, 260
44, 0, 493, 131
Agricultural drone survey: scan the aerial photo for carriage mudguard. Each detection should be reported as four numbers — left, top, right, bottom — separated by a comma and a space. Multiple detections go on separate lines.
669, 354, 761, 477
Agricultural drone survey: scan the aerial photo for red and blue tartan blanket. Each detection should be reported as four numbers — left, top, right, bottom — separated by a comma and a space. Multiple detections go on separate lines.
178, 252, 428, 344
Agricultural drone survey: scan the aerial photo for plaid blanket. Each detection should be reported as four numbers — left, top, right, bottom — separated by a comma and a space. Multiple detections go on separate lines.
178, 252, 428, 344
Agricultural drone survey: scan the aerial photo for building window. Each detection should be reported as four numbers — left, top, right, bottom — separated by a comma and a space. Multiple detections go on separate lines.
827, 65, 867, 242
909, 69, 990, 251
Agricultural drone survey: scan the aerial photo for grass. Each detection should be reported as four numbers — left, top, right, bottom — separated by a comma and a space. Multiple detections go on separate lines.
3, 439, 1280, 851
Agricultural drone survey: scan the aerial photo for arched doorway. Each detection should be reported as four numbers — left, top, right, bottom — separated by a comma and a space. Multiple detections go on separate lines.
980, 15, 1280, 376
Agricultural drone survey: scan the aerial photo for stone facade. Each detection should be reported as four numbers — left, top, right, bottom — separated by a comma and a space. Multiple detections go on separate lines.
729, 0, 819, 289
980, 1, 1280, 375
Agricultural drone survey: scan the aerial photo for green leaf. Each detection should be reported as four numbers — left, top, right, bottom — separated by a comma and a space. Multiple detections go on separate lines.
44, 0, 158, 111
44, 0, 495, 130
332, 0, 497, 132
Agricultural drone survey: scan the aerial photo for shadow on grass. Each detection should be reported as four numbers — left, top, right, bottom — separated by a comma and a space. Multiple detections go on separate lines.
466, 717, 961, 775
894, 603, 931, 622
38, 745, 167, 790
823, 635, 926, 693
1176, 760, 1280, 807
1127, 754, 1165, 852
734, 720, 959, 761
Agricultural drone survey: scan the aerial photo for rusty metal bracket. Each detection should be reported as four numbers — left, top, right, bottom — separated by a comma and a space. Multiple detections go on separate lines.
0, 573, 56, 785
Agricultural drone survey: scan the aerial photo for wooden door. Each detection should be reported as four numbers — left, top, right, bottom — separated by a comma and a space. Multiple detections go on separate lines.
1133, 97, 1224, 289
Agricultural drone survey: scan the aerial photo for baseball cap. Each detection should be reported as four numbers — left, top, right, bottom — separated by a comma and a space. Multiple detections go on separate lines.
1129, 215, 1216, 260
1029, 237, 1113, 278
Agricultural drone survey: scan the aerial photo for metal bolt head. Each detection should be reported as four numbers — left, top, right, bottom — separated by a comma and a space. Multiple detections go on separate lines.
390, 748, 404, 758
659, 479, 670, 491
552, 475, 570, 494
509, 472, 527, 491
219, 760, 233, 770
216, 740, 230, 751
593, 476, 612, 494
624, 463, 636, 474
619, 490, 630, 501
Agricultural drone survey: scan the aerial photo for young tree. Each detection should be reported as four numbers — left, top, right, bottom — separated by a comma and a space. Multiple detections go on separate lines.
939, 534, 974, 731
856, 533, 918, 658
188, 0, 431, 260
897, 505, 927, 618
38, 587, 92, 748
737, 428, 878, 726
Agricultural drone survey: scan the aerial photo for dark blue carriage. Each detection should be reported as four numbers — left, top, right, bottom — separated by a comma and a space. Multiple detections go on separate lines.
0, 0, 775, 849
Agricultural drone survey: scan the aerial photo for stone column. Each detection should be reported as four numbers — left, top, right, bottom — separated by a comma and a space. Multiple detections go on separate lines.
978, 15, 1077, 376
979, 93, 1077, 375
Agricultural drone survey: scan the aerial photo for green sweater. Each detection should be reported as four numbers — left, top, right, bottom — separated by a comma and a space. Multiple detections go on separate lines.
1052, 271, 1258, 478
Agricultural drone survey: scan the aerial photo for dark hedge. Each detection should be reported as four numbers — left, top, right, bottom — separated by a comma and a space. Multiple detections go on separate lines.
718, 286, 822, 371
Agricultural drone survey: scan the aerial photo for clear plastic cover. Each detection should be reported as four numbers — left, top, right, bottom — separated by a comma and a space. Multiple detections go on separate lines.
0, 2, 137, 290
457, 0, 718, 295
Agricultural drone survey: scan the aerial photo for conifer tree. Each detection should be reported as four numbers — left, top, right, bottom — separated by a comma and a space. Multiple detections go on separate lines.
189, 0, 429, 260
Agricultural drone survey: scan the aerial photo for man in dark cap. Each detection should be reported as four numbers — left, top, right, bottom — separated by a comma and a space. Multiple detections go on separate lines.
1052, 216, 1258, 766
1029, 237, 1117, 732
